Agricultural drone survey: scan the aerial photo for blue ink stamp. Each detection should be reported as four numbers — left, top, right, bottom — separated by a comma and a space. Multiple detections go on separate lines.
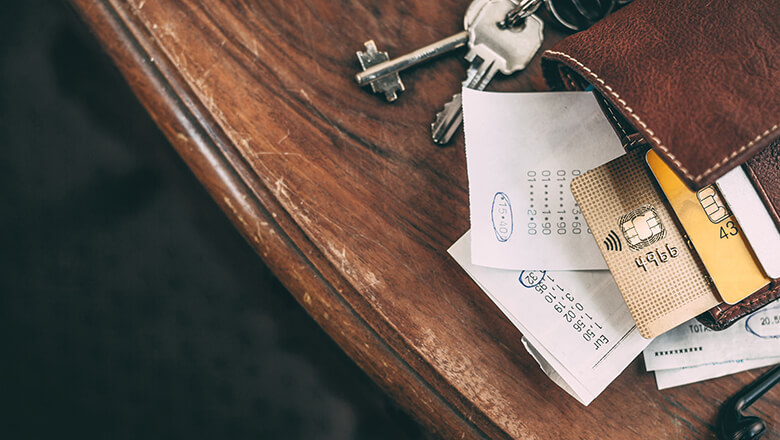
745, 304, 780, 339
519, 270, 546, 288
491, 192, 513, 242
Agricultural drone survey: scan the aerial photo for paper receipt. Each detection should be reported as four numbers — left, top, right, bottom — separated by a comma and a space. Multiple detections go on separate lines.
462, 89, 624, 270
644, 304, 780, 371
449, 232, 650, 405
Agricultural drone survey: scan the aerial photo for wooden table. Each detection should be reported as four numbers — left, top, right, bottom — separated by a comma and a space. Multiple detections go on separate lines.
70, 1, 779, 438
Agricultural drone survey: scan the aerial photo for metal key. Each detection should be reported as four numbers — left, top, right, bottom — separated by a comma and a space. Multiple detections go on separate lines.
431, 0, 544, 145
356, 40, 406, 101
355, 0, 493, 101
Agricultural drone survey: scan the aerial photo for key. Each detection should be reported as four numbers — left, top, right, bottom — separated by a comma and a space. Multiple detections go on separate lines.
355, 32, 469, 96
429, 63, 480, 145
355, 0, 491, 101
356, 40, 406, 102
432, 1, 544, 145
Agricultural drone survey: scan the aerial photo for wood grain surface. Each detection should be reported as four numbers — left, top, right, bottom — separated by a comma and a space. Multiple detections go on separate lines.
69, 1, 779, 438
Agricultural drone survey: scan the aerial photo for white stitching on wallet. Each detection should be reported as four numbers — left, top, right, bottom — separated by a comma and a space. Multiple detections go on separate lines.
545, 50, 780, 182
695, 125, 780, 181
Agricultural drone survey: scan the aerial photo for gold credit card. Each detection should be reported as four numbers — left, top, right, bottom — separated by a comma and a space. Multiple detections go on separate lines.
646, 150, 770, 304
571, 149, 720, 338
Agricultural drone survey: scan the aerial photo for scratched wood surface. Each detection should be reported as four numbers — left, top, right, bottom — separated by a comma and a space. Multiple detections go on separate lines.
69, 1, 779, 438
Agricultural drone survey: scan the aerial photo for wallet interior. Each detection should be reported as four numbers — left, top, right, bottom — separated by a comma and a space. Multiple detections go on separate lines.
539, 0, 780, 330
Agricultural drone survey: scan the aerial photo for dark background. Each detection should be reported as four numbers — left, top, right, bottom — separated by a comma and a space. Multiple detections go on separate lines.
0, 1, 427, 438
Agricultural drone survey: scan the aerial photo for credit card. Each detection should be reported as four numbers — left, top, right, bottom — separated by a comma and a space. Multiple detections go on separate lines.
571, 149, 720, 338
716, 166, 780, 279
646, 150, 770, 304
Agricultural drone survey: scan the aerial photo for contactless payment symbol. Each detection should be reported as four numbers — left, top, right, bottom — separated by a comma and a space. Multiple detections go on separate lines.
619, 205, 665, 251
603, 230, 622, 251
696, 186, 730, 224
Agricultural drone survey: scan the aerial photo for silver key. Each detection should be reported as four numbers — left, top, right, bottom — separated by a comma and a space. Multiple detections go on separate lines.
431, 1, 544, 145
356, 41, 406, 102
355, 0, 491, 101
429, 63, 481, 145
355, 32, 469, 99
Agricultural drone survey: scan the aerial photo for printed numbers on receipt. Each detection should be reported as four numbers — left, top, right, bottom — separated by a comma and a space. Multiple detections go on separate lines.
526, 169, 590, 237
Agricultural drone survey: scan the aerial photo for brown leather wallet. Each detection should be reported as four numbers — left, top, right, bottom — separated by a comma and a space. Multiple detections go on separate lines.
540, 0, 780, 330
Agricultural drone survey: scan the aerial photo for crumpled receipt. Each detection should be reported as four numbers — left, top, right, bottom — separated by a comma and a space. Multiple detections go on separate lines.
448, 232, 650, 405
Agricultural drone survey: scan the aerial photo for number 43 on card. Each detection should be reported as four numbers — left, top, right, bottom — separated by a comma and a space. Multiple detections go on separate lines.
719, 220, 738, 239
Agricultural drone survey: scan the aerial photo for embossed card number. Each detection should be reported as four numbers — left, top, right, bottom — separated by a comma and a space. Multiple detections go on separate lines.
634, 243, 679, 272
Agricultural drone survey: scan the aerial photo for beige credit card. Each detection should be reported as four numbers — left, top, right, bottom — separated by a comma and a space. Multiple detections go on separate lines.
571, 149, 721, 338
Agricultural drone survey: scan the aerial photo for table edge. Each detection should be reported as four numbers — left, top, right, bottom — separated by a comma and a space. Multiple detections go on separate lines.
67, 1, 511, 438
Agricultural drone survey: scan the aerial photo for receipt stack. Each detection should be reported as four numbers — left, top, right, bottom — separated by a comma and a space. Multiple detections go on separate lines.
644, 311, 780, 389
449, 233, 647, 405
452, 88, 780, 405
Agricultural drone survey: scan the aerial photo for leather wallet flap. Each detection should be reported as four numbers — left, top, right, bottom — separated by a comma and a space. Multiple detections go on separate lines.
541, 0, 780, 190
745, 139, 780, 228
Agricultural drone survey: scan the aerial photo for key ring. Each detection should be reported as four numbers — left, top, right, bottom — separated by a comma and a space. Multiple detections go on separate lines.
546, 0, 616, 31
499, 0, 632, 32
498, 0, 543, 29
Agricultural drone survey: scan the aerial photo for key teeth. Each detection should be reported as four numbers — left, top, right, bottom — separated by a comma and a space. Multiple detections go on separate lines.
431, 94, 462, 145
431, 98, 456, 134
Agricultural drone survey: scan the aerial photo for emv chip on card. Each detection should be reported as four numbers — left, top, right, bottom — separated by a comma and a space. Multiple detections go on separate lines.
646, 150, 769, 304
571, 150, 720, 338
